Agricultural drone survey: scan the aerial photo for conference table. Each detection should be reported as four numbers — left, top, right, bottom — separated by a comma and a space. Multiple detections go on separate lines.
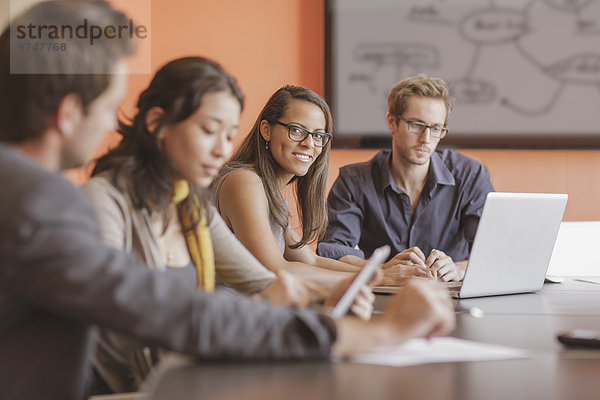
143, 278, 600, 400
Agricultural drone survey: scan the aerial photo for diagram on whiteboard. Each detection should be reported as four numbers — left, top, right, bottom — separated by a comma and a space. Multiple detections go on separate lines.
331, 0, 600, 137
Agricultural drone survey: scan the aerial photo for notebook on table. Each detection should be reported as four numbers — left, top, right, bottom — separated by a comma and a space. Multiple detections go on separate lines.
373, 192, 568, 299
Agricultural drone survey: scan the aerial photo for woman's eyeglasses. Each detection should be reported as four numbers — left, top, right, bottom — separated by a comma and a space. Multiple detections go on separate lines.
272, 120, 332, 147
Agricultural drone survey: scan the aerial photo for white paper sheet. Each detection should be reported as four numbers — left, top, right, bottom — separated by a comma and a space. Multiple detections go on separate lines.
349, 337, 530, 367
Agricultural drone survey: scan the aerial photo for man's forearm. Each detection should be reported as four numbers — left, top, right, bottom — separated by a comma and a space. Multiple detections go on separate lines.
331, 317, 406, 357
332, 279, 457, 357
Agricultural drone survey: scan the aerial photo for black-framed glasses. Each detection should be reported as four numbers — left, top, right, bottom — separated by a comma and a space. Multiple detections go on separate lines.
398, 117, 448, 139
272, 120, 332, 147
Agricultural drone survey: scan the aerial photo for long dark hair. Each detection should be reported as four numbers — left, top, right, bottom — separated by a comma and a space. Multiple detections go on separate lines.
228, 85, 332, 249
93, 56, 244, 229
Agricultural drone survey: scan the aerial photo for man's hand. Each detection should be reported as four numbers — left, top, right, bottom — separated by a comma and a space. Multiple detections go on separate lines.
426, 249, 462, 282
382, 278, 456, 339
379, 247, 435, 284
382, 246, 427, 268
325, 270, 383, 320
331, 277, 455, 356
259, 270, 325, 307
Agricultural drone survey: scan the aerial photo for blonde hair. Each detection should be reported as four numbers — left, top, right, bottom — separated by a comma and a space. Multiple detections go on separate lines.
387, 73, 454, 124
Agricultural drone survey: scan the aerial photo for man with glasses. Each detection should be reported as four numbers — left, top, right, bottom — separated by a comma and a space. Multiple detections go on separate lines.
318, 74, 494, 282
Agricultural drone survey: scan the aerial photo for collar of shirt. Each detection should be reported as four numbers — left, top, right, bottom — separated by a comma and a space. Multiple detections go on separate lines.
376, 149, 456, 195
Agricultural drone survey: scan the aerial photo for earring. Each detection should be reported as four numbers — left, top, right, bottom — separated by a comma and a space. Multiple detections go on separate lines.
265, 141, 269, 151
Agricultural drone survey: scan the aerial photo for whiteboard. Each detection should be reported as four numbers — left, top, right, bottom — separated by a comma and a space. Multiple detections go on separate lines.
327, 0, 600, 147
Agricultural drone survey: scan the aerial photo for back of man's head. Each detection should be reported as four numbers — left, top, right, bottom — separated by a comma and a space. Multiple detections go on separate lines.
0, 0, 134, 143
387, 73, 454, 124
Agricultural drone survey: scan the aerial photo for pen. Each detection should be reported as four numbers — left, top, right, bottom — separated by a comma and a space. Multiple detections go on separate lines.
454, 304, 484, 318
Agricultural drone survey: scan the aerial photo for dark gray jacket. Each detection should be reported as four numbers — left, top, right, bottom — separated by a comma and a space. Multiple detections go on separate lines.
0, 144, 335, 400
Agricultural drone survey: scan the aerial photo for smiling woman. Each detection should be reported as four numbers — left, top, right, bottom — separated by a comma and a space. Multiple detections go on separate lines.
212, 86, 373, 292
213, 86, 332, 249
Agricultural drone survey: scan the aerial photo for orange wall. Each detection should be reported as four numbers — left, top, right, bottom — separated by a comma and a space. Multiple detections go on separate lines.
69, 0, 325, 180
330, 149, 600, 221
72, 0, 599, 221
147, 0, 324, 149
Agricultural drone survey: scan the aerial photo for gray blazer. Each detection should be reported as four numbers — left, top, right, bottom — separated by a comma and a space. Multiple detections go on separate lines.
0, 144, 336, 400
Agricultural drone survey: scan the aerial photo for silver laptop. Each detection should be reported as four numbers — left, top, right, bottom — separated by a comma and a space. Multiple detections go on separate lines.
375, 192, 568, 298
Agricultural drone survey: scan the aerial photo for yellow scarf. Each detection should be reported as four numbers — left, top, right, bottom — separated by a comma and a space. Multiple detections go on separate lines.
172, 180, 215, 292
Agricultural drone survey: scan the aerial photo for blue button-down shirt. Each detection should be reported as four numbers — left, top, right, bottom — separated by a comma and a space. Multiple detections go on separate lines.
317, 149, 494, 262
